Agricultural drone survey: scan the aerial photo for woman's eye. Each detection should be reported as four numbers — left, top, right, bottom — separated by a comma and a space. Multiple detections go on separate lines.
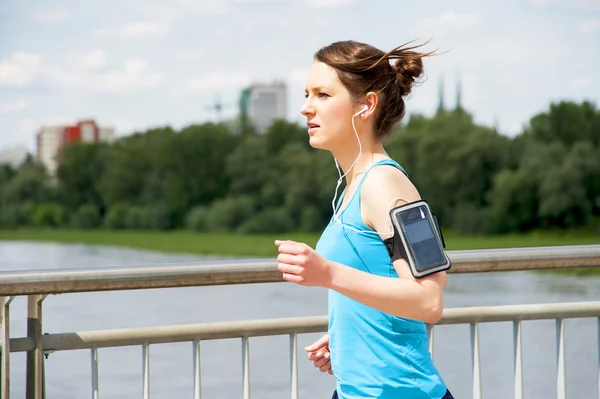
318, 93, 329, 98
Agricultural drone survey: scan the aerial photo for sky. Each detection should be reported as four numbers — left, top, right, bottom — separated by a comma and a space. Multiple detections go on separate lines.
0, 0, 599, 153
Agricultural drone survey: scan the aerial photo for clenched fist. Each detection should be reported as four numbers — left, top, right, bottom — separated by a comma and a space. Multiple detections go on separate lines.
305, 334, 333, 375
275, 240, 334, 287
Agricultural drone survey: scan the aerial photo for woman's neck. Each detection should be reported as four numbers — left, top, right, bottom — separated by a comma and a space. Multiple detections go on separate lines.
332, 141, 388, 186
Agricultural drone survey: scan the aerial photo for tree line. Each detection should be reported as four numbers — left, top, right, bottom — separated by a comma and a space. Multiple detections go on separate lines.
0, 100, 598, 235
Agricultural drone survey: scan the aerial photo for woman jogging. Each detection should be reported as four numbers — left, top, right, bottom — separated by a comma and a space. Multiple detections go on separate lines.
275, 39, 454, 399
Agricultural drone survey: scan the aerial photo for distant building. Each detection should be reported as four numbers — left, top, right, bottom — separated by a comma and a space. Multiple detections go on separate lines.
36, 119, 115, 175
240, 81, 287, 134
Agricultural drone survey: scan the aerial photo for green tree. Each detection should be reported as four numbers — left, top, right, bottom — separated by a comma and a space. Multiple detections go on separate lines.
2, 160, 54, 205
526, 101, 600, 147
487, 169, 539, 233
56, 142, 109, 213
225, 135, 270, 196
264, 119, 310, 155
98, 132, 156, 207
161, 123, 238, 224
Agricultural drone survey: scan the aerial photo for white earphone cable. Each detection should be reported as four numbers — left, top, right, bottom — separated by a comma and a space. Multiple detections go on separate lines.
330, 107, 407, 236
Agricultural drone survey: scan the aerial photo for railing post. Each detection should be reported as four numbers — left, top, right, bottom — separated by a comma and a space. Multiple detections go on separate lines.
556, 318, 566, 399
470, 322, 482, 399
142, 343, 150, 399
242, 336, 250, 399
193, 340, 201, 399
26, 295, 46, 399
1, 296, 15, 399
91, 348, 99, 399
0, 296, 15, 399
289, 333, 298, 399
513, 321, 523, 399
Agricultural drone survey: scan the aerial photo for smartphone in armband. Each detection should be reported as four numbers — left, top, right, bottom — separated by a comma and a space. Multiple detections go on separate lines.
384, 200, 451, 278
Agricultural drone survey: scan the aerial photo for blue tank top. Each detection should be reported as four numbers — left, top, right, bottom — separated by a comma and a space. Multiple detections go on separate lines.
315, 158, 447, 399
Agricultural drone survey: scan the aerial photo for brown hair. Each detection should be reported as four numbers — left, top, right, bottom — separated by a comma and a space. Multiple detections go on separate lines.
314, 40, 433, 137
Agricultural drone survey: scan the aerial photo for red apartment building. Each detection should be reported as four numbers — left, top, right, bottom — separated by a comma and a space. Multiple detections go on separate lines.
36, 119, 115, 175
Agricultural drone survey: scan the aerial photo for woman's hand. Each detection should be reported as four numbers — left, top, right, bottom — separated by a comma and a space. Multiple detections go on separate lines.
275, 240, 334, 287
305, 334, 334, 375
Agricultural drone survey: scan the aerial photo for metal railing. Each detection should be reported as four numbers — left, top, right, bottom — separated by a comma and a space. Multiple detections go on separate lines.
0, 244, 599, 399
1, 245, 599, 296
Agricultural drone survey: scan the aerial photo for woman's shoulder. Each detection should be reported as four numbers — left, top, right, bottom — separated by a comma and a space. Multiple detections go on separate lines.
360, 160, 421, 232
362, 160, 417, 198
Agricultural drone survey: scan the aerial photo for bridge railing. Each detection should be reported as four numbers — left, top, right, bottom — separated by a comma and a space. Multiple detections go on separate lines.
1, 244, 599, 399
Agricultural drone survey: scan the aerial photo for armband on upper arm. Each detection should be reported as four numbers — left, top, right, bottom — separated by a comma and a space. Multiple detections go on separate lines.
382, 200, 451, 278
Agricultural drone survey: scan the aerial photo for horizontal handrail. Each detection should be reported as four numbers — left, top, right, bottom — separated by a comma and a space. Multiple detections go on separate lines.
8, 301, 600, 353
0, 244, 599, 296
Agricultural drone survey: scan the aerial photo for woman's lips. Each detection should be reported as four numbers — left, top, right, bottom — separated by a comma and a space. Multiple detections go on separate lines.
307, 122, 320, 134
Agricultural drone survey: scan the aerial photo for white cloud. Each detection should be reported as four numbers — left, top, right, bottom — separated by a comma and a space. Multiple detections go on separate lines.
530, 0, 552, 7
111, 118, 149, 136
582, 18, 600, 35
314, 16, 330, 27
0, 117, 57, 150
70, 50, 107, 69
572, 0, 600, 10
177, 0, 235, 13
179, 0, 332, 13
45, 58, 164, 92
172, 50, 207, 66
190, 71, 251, 91
42, 116, 77, 126
302, 0, 359, 8
418, 12, 483, 36
572, 77, 594, 90
0, 51, 160, 93
413, 12, 483, 41
0, 53, 41, 87
0, 99, 27, 114
94, 21, 171, 39
35, 10, 68, 22
288, 67, 308, 86
530, 0, 600, 11
145, 7, 183, 21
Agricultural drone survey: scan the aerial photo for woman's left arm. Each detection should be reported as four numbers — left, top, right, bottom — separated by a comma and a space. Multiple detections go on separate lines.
275, 166, 447, 324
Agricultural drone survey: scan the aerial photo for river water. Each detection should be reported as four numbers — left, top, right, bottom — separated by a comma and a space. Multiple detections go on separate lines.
0, 241, 598, 399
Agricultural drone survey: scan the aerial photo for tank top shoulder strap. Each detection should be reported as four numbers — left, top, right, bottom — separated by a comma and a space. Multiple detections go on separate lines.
355, 158, 408, 192
333, 158, 407, 223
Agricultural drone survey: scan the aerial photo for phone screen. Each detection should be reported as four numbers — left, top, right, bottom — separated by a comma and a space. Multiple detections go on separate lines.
397, 205, 447, 273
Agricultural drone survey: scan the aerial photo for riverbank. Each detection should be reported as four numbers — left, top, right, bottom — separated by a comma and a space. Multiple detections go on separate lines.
0, 228, 598, 265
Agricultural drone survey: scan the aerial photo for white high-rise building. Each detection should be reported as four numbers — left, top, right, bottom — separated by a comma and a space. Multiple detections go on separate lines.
98, 126, 116, 142
244, 81, 287, 134
37, 125, 67, 175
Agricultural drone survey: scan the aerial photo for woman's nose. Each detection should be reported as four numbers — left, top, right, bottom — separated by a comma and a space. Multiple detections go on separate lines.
300, 99, 314, 117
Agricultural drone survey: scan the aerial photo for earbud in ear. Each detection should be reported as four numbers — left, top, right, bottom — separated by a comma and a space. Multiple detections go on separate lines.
353, 105, 369, 119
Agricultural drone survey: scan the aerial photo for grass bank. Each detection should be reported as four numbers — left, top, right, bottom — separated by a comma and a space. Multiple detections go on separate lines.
0, 228, 598, 257
0, 229, 319, 258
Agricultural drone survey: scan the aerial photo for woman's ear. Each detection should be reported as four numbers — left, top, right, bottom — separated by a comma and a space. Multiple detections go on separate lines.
362, 92, 378, 119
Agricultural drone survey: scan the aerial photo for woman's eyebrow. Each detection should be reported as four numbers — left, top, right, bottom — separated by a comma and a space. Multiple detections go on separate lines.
305, 85, 331, 92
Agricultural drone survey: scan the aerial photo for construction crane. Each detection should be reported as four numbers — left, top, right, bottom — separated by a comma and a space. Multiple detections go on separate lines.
205, 94, 236, 123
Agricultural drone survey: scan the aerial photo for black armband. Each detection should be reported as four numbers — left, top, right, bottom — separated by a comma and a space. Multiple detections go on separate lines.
383, 200, 451, 278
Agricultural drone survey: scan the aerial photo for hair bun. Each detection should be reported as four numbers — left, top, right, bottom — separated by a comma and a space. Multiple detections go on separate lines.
393, 52, 424, 96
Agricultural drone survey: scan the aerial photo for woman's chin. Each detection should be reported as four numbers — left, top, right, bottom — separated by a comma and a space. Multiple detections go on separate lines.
308, 135, 327, 150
